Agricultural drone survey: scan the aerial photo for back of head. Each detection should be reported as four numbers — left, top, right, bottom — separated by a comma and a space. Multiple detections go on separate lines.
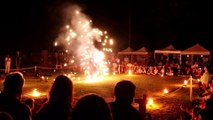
114, 80, 136, 104
49, 75, 73, 104
24, 98, 35, 109
72, 94, 112, 120
3, 72, 25, 98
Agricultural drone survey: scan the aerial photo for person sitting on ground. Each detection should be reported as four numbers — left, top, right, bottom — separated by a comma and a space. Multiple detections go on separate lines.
35, 75, 73, 120
200, 80, 213, 100
109, 80, 142, 120
0, 72, 31, 120
72, 93, 113, 120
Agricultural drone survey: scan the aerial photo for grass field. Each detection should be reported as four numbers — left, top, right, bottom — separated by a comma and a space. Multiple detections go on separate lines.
0, 73, 201, 120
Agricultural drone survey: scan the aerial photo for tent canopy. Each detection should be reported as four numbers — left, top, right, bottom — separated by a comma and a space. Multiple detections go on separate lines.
181, 43, 210, 55
154, 44, 181, 54
118, 47, 134, 55
132, 46, 150, 55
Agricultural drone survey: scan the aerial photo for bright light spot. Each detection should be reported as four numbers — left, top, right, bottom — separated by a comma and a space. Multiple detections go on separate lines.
183, 80, 188, 87
146, 100, 160, 110
197, 79, 200, 82
76, 10, 80, 15
164, 88, 168, 94
66, 25, 70, 29
31, 89, 41, 97
54, 42, 58, 47
147, 98, 153, 106
109, 39, 113, 45
64, 63, 67, 67
70, 60, 75, 63
66, 36, 70, 41
128, 70, 132, 75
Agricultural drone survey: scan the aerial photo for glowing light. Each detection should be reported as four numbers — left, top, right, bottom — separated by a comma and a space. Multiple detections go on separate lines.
183, 80, 188, 87
54, 42, 58, 46
128, 70, 132, 75
164, 88, 169, 94
41, 76, 44, 80
76, 10, 80, 15
109, 39, 113, 45
64, 63, 67, 67
70, 60, 75, 63
31, 89, 41, 97
66, 36, 70, 41
197, 79, 200, 82
147, 98, 153, 106
66, 25, 70, 29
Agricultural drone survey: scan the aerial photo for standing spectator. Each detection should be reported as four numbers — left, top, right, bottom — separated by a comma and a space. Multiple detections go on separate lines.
0, 72, 31, 120
72, 94, 113, 120
35, 75, 73, 120
200, 66, 212, 91
5, 54, 11, 74
109, 80, 142, 120
15, 51, 21, 71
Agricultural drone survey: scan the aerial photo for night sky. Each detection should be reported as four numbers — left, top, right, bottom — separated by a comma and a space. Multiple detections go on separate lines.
0, 0, 212, 53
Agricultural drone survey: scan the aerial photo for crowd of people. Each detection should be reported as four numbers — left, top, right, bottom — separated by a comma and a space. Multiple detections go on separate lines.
177, 65, 213, 120
1, 56, 213, 120
0, 72, 146, 120
1, 68, 212, 120
112, 61, 207, 78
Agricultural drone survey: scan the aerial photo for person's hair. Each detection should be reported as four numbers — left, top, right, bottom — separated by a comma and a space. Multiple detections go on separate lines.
48, 75, 73, 105
72, 93, 112, 120
114, 80, 136, 104
3, 72, 25, 96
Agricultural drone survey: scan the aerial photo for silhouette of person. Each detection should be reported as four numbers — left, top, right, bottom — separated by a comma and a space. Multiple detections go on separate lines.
109, 80, 142, 120
200, 66, 211, 89
0, 72, 31, 120
35, 75, 73, 120
5, 55, 11, 74
72, 93, 113, 120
